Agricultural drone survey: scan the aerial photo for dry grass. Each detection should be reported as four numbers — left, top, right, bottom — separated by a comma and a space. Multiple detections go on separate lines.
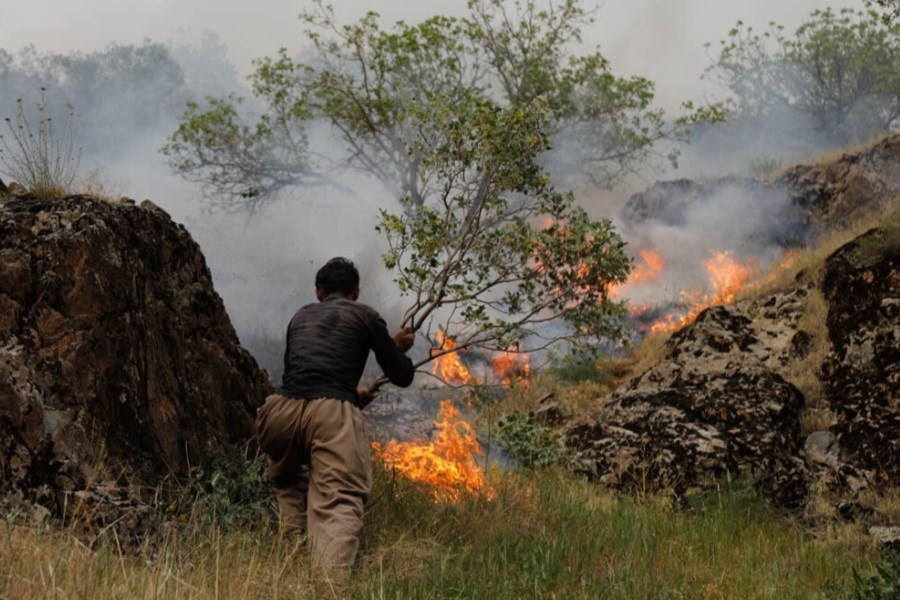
763, 133, 895, 182
778, 288, 834, 434
80, 167, 126, 203
493, 335, 670, 425
739, 198, 899, 302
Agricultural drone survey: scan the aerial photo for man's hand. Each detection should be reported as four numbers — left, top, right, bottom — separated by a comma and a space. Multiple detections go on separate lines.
356, 387, 377, 409
393, 326, 415, 352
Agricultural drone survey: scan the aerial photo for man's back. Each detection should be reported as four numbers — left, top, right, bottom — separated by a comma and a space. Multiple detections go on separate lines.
279, 296, 415, 403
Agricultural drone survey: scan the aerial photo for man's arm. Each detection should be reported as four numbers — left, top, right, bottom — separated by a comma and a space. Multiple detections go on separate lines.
367, 313, 416, 387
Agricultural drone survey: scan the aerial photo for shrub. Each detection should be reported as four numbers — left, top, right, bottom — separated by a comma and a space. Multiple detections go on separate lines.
161, 451, 275, 531
0, 89, 81, 198
496, 413, 567, 468
552, 354, 614, 384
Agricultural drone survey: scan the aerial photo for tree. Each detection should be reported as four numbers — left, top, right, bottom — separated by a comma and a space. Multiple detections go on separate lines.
164, 0, 719, 208
875, 0, 899, 24
164, 0, 719, 384
368, 94, 632, 389
706, 5, 900, 147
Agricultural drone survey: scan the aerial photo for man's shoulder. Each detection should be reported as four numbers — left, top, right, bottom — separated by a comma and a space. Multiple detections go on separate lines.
346, 301, 383, 322
288, 301, 322, 323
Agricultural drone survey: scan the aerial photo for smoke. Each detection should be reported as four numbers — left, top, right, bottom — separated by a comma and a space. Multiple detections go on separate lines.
613, 181, 804, 309
0, 0, 862, 377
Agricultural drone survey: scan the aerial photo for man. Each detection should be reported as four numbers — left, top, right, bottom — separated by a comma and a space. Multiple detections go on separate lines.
255, 257, 416, 571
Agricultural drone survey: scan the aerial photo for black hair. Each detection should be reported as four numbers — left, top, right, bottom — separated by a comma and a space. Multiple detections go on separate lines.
315, 257, 360, 295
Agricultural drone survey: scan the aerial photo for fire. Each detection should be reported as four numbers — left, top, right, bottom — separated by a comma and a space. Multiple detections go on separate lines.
491, 351, 532, 385
373, 400, 495, 502
432, 329, 474, 385
630, 248, 666, 285
648, 250, 759, 333
609, 248, 666, 298
704, 250, 757, 304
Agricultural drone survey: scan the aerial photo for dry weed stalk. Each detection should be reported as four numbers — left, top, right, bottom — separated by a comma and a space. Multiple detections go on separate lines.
0, 88, 81, 198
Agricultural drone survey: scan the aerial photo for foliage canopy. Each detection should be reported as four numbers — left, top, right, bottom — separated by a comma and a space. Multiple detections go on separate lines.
706, 5, 900, 147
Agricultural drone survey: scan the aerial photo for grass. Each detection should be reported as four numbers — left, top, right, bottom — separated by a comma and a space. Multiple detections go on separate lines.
740, 199, 899, 301
763, 133, 896, 182
0, 90, 81, 199
0, 465, 882, 599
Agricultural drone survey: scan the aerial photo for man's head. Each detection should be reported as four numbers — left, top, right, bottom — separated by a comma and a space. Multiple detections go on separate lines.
315, 257, 360, 301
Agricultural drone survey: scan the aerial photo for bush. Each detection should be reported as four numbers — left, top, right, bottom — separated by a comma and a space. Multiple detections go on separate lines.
496, 413, 567, 468
551, 355, 614, 384
0, 89, 81, 198
161, 451, 275, 531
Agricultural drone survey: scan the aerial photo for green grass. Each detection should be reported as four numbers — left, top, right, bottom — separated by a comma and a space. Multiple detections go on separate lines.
0, 452, 878, 599
2, 464, 877, 599
361, 469, 875, 599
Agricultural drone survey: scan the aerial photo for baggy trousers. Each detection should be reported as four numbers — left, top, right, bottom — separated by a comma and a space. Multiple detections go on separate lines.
255, 394, 372, 570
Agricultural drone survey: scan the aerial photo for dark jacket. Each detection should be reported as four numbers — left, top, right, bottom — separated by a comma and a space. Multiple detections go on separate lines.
278, 296, 415, 403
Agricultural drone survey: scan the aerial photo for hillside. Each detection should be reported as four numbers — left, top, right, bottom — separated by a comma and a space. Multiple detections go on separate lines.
0, 138, 898, 597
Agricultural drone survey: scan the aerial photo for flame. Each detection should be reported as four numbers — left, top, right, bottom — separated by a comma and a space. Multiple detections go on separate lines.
704, 250, 757, 304
491, 351, 533, 385
431, 329, 474, 385
760, 250, 799, 286
373, 400, 495, 502
609, 248, 667, 298
630, 248, 667, 285
647, 250, 759, 333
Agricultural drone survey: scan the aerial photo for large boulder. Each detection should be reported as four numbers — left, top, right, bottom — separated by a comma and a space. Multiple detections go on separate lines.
822, 226, 900, 486
0, 195, 272, 520
567, 292, 811, 507
621, 134, 900, 235
779, 135, 900, 229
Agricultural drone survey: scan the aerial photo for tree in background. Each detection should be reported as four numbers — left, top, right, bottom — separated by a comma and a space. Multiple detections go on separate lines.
706, 5, 900, 148
166, 0, 705, 372
0, 40, 242, 155
875, 0, 899, 24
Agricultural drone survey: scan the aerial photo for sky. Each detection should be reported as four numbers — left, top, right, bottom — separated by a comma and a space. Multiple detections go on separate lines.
1, 0, 854, 109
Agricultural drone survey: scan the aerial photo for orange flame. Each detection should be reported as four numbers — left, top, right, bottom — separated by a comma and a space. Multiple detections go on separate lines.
648, 250, 758, 333
431, 329, 474, 385
373, 400, 495, 502
491, 351, 533, 386
610, 248, 667, 298
630, 248, 666, 284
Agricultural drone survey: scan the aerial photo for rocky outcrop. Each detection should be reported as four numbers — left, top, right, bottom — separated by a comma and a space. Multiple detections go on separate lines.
568, 292, 812, 507
621, 133, 900, 235
0, 195, 272, 530
567, 221, 899, 509
780, 135, 900, 230
822, 226, 899, 487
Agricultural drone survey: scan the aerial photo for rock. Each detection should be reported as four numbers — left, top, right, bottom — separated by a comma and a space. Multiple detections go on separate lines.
567, 299, 810, 507
837, 501, 874, 522
621, 134, 900, 236
0, 195, 272, 526
821, 226, 899, 486
805, 431, 840, 467
780, 135, 900, 229
139, 199, 169, 217
530, 402, 568, 427
868, 526, 900, 553
0, 177, 9, 196
67, 484, 155, 553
